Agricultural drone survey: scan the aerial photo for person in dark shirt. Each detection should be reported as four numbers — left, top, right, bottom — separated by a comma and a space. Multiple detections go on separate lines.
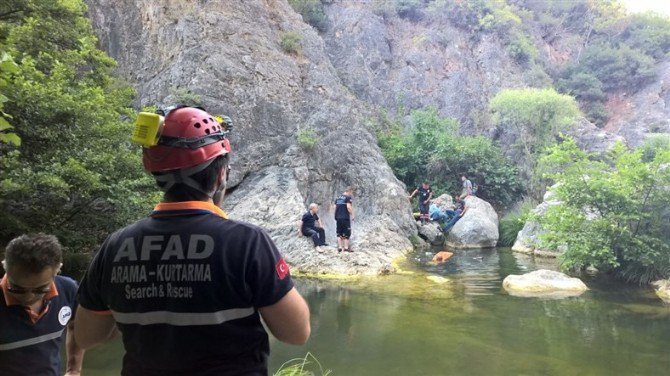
0, 234, 85, 376
409, 182, 433, 224
443, 198, 468, 233
301, 203, 327, 250
74, 106, 310, 375
334, 187, 354, 253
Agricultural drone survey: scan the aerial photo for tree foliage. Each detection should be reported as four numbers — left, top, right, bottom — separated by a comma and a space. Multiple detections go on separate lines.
376, 107, 521, 209
537, 138, 670, 284
0, 0, 158, 265
490, 88, 580, 197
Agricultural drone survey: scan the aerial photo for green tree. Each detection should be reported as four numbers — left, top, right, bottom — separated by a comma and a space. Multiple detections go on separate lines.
376, 107, 521, 209
537, 139, 670, 283
489, 88, 580, 197
0, 0, 158, 271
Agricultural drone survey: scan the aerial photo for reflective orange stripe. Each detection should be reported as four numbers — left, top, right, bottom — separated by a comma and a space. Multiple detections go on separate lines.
153, 201, 228, 219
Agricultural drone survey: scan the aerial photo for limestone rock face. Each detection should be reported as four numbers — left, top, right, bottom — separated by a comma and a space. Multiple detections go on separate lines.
502, 270, 588, 298
224, 166, 413, 276
652, 280, 670, 303
445, 196, 498, 249
86, 1, 416, 275
606, 60, 670, 147
512, 189, 563, 257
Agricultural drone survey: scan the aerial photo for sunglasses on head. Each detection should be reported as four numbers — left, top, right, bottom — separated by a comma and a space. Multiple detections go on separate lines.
7, 283, 52, 295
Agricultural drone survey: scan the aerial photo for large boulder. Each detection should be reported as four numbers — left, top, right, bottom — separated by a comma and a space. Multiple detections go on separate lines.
652, 280, 670, 303
512, 189, 563, 257
502, 269, 588, 298
417, 222, 445, 246
445, 196, 499, 249
224, 165, 414, 276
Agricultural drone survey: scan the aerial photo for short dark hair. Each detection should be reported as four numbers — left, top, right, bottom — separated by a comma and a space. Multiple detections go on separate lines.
154, 155, 228, 202
4, 234, 63, 273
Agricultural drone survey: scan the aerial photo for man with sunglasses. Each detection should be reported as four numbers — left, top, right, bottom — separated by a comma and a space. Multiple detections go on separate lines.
75, 106, 310, 375
0, 234, 84, 375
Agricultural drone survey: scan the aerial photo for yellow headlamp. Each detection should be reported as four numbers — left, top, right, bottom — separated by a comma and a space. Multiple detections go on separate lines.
131, 112, 163, 147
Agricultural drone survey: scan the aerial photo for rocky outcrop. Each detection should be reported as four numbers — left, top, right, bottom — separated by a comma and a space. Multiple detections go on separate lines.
86, 0, 416, 275
502, 269, 588, 298
606, 61, 670, 147
652, 279, 670, 303
512, 189, 563, 257
445, 196, 498, 249
417, 222, 444, 246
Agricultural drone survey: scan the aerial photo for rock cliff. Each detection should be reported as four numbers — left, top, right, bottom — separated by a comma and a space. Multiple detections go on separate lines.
86, 0, 416, 275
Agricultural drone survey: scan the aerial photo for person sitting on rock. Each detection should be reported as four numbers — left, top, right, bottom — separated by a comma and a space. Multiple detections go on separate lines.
429, 199, 450, 222
443, 198, 468, 233
301, 203, 328, 251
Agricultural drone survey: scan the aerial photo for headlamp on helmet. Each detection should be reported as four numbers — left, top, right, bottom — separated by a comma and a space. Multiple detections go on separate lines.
131, 106, 232, 173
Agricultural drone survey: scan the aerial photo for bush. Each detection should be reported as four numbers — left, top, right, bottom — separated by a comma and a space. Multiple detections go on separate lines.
0, 0, 159, 254
297, 128, 318, 151
280, 31, 302, 54
288, 0, 329, 32
376, 108, 522, 209
498, 199, 535, 247
537, 139, 670, 283
506, 34, 537, 64
489, 88, 580, 197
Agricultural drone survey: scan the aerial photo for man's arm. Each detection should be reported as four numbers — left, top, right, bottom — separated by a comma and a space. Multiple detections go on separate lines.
409, 189, 417, 198
426, 191, 433, 203
64, 321, 85, 376
347, 202, 354, 221
259, 287, 310, 345
74, 306, 119, 349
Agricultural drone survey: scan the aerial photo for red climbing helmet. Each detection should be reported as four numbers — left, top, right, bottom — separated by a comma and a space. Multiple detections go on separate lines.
143, 106, 231, 172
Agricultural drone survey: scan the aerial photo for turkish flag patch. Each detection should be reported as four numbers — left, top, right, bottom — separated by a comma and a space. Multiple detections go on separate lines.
275, 258, 289, 280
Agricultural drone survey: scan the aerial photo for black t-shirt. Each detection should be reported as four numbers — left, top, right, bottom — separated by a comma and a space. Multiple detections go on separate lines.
78, 201, 294, 376
301, 211, 318, 230
417, 186, 432, 201
334, 194, 353, 220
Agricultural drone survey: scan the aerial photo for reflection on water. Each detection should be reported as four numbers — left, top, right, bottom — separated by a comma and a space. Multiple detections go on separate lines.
80, 248, 670, 376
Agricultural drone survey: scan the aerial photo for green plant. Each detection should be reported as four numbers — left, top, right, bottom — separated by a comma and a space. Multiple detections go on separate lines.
297, 128, 318, 150
489, 87, 580, 198
280, 31, 302, 54
273, 352, 331, 376
169, 87, 202, 107
288, 0, 329, 32
537, 139, 670, 284
376, 107, 522, 209
498, 199, 535, 247
0, 0, 159, 254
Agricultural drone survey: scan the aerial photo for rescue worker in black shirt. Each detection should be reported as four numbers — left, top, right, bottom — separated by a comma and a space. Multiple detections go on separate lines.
301, 203, 328, 251
74, 106, 310, 375
409, 182, 432, 225
334, 187, 354, 253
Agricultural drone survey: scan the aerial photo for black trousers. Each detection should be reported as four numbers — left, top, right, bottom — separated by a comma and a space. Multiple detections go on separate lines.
302, 227, 326, 246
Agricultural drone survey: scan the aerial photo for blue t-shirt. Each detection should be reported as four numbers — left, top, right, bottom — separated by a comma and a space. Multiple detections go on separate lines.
78, 201, 294, 376
334, 195, 353, 220
0, 275, 78, 376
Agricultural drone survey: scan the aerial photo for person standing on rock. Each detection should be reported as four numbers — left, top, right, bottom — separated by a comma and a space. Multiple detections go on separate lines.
334, 186, 355, 253
460, 175, 473, 199
74, 106, 310, 375
301, 203, 328, 251
410, 182, 432, 224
